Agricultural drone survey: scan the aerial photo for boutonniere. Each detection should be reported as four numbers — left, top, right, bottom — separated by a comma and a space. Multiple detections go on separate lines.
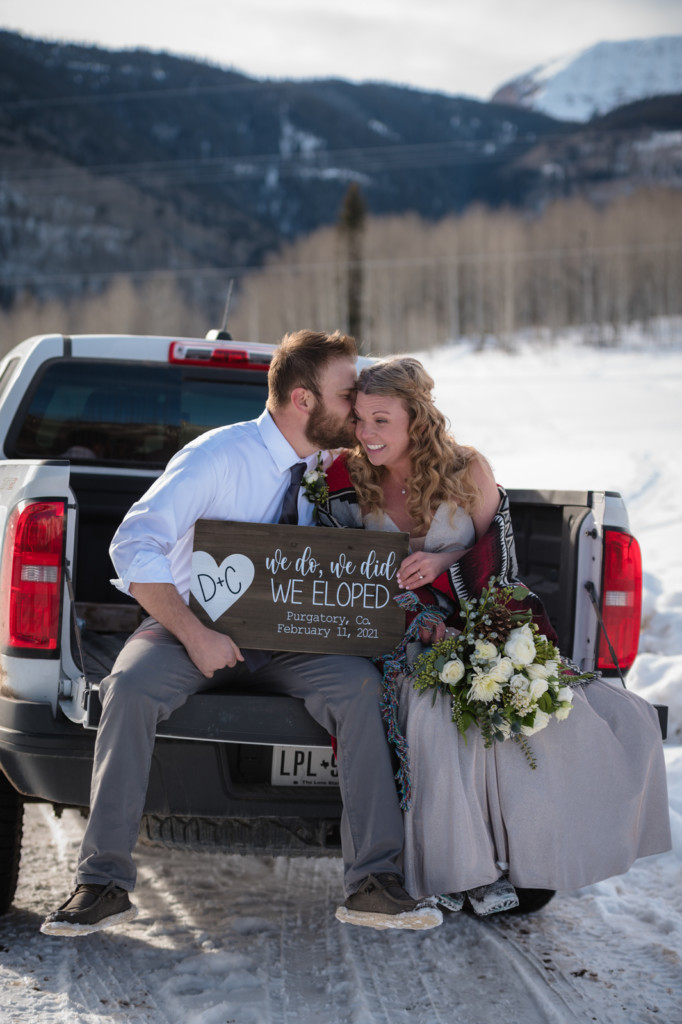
302, 453, 330, 520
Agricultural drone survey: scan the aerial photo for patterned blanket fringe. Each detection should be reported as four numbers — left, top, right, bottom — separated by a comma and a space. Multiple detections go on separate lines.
377, 592, 448, 811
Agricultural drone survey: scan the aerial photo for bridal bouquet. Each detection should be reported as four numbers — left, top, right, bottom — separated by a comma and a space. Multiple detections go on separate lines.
412, 578, 584, 767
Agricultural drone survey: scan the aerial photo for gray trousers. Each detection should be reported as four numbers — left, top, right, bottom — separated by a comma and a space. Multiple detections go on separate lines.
77, 618, 405, 897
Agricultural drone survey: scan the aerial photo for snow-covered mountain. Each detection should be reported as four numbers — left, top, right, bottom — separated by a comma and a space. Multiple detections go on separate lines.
492, 36, 682, 122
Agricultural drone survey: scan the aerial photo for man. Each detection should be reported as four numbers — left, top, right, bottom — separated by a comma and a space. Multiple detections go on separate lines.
41, 329, 442, 936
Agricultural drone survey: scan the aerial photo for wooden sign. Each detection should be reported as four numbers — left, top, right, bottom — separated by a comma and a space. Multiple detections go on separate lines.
189, 520, 409, 656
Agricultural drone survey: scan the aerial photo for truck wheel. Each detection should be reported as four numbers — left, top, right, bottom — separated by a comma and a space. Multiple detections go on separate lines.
510, 888, 556, 914
0, 772, 23, 915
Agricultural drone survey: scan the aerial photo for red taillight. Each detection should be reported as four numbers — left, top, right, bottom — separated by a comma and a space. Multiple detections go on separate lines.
168, 341, 271, 370
1, 501, 65, 651
597, 529, 642, 672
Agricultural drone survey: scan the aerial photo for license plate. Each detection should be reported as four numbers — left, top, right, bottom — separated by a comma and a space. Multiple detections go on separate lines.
271, 745, 338, 787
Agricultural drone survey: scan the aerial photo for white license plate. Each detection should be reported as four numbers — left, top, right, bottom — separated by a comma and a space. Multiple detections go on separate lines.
271, 745, 338, 787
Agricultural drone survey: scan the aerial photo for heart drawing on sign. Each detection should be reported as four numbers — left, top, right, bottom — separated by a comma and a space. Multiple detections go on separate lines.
190, 551, 255, 622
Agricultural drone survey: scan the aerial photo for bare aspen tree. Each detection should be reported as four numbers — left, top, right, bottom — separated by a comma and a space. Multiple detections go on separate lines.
431, 217, 460, 343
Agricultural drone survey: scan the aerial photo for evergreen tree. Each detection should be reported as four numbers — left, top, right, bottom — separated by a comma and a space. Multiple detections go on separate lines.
338, 184, 367, 349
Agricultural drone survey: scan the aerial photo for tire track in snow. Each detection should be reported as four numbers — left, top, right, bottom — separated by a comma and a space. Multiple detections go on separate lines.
4, 807, 171, 1022
132, 842, 280, 1022
332, 911, 580, 1024
0, 807, 152, 1022
271, 858, 581, 1024
491, 889, 682, 1024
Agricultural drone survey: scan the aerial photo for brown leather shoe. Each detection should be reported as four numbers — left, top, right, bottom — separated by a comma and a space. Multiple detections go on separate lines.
335, 873, 442, 930
41, 882, 138, 936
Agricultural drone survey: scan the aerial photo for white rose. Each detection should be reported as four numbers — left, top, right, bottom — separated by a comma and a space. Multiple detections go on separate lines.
488, 656, 514, 683
504, 625, 536, 666
440, 657, 465, 686
527, 676, 548, 700
526, 662, 549, 680
520, 709, 551, 736
473, 639, 498, 663
554, 704, 573, 720
557, 685, 573, 703
305, 470, 319, 483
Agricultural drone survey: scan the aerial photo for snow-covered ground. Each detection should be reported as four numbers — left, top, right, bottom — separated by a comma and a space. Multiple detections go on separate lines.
1, 329, 681, 1023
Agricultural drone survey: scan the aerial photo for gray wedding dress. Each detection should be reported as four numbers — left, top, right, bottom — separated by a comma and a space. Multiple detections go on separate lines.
364, 505, 672, 899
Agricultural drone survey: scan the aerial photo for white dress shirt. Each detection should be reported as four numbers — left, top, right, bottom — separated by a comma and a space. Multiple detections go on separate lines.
110, 409, 318, 602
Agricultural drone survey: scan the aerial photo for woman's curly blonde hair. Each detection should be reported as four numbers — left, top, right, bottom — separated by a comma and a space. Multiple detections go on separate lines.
347, 357, 485, 529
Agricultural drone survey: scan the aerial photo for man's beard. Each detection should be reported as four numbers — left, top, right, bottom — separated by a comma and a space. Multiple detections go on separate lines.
305, 400, 356, 450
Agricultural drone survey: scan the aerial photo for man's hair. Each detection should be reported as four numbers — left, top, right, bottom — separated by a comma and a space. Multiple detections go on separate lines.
267, 329, 357, 410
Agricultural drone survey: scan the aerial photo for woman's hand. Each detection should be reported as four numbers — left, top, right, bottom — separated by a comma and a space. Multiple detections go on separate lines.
397, 550, 457, 590
418, 623, 461, 644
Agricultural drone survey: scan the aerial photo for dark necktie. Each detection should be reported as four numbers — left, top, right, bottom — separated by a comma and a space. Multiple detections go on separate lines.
242, 462, 307, 672
278, 462, 307, 525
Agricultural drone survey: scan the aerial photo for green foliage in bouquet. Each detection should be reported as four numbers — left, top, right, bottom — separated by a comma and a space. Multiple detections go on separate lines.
412, 577, 594, 767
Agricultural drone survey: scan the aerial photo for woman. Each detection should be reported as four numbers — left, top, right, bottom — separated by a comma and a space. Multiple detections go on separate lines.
318, 356, 671, 916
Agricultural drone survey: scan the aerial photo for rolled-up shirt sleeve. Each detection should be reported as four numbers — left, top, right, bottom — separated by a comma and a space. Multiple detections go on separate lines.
110, 444, 222, 597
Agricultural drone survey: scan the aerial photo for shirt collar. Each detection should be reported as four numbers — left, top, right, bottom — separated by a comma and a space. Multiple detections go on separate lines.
256, 409, 318, 474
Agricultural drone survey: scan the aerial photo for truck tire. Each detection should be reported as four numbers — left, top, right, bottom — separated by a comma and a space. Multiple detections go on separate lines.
510, 888, 556, 914
0, 772, 23, 915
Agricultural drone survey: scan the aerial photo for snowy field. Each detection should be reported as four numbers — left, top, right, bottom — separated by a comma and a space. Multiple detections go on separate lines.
1, 328, 681, 1023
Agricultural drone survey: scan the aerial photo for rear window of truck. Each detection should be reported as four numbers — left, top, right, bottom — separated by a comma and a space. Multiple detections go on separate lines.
8, 360, 269, 467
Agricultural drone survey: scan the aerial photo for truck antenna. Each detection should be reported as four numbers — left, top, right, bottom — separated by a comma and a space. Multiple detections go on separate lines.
206, 279, 234, 341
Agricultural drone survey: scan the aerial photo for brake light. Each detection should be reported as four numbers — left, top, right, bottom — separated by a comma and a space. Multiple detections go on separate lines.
1, 501, 65, 651
597, 529, 642, 671
168, 341, 271, 370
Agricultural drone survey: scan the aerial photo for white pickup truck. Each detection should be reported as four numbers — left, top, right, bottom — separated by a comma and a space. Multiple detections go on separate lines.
0, 332, 658, 916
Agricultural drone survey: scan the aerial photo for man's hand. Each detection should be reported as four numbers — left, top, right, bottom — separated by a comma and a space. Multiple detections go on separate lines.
183, 625, 244, 677
129, 581, 244, 678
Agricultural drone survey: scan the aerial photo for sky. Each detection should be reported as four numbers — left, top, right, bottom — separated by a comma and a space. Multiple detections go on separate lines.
2, 0, 682, 100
